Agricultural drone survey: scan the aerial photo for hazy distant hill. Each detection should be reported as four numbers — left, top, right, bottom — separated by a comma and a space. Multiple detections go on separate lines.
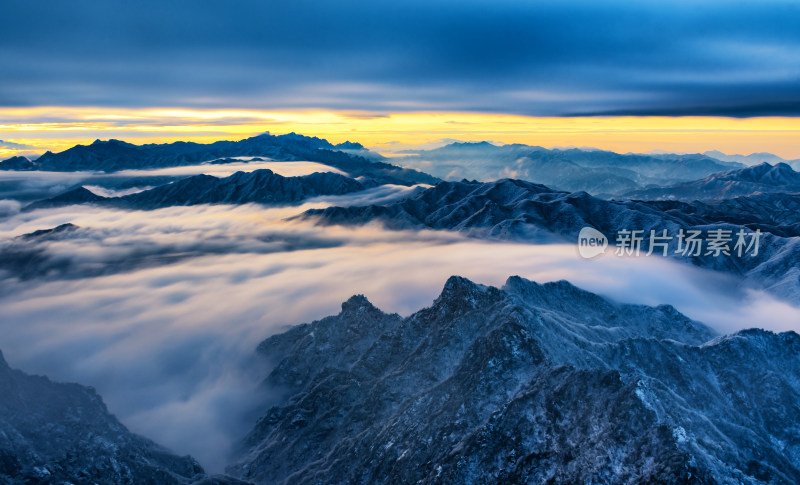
705, 150, 800, 170
392, 142, 742, 196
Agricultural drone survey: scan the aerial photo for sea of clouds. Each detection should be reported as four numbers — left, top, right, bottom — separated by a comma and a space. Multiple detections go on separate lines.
1, 191, 798, 472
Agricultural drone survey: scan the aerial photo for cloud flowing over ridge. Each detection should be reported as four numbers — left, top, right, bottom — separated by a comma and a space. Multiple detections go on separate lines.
0, 159, 350, 203
1, 198, 798, 472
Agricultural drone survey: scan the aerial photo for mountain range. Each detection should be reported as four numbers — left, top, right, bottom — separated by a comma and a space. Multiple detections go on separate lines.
24, 169, 371, 211
3, 134, 800, 484
230, 276, 800, 484
0, 133, 438, 186
301, 178, 800, 302
9, 137, 800, 208
19, 158, 800, 301
13, 136, 800, 303
392, 142, 744, 196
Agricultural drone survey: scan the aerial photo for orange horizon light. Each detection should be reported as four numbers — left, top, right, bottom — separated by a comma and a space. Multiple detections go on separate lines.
1, 107, 799, 160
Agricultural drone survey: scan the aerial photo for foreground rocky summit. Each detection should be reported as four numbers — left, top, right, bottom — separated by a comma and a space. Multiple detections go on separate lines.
231, 276, 800, 484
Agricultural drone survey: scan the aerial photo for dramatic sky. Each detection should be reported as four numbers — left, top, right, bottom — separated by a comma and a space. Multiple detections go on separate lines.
3, 2, 800, 470
2, 0, 800, 156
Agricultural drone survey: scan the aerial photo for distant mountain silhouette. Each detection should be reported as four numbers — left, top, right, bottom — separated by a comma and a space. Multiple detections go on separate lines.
0, 156, 37, 171
1, 133, 438, 186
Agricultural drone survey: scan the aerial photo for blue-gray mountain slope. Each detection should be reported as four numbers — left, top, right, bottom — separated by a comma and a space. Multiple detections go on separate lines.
231, 276, 799, 484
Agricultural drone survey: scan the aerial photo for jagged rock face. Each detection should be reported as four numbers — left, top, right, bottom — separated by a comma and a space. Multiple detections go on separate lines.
625, 162, 800, 201
230, 276, 800, 484
0, 350, 205, 484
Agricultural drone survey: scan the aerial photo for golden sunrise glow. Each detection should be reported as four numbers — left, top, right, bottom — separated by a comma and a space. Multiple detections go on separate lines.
1, 107, 800, 159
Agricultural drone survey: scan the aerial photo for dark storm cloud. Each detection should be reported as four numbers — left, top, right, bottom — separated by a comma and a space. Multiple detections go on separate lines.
2, 0, 799, 115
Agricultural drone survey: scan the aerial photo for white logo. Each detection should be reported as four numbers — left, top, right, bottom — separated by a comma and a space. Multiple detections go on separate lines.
578, 226, 607, 259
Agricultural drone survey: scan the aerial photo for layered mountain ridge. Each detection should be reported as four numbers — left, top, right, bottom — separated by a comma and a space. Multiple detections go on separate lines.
24, 169, 370, 211
301, 178, 800, 302
3, 134, 800, 484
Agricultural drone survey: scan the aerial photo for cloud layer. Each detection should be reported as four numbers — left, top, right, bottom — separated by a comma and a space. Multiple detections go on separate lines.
1, 199, 798, 472
2, 1, 799, 116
